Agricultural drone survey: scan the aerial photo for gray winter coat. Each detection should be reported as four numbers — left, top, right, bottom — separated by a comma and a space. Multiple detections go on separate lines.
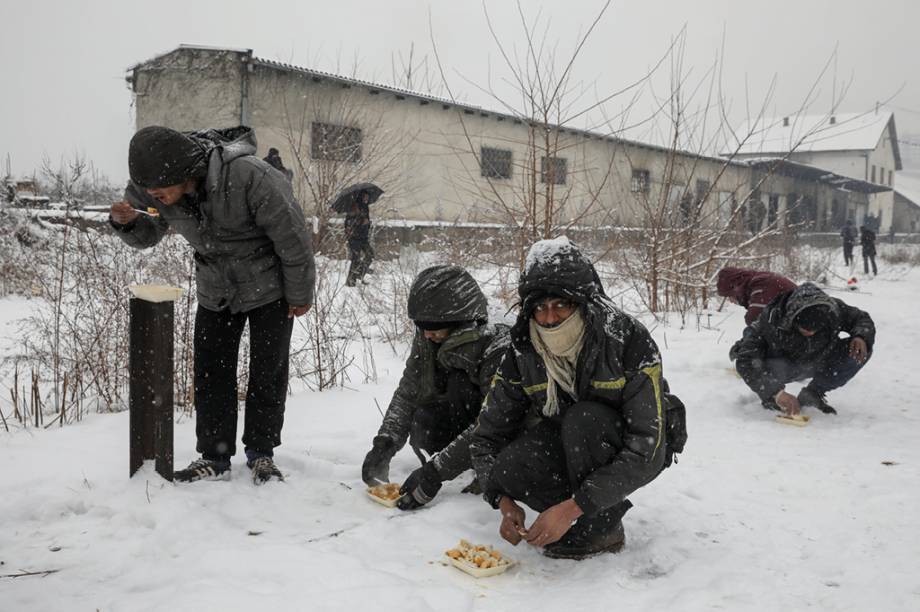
112, 127, 315, 313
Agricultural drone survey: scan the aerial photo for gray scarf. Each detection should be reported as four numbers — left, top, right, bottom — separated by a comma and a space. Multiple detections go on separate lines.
529, 309, 586, 417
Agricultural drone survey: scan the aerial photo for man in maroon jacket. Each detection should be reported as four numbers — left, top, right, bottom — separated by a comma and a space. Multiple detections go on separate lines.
717, 267, 797, 326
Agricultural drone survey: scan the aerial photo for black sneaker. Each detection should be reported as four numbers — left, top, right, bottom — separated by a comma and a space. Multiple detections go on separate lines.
248, 456, 284, 484
174, 458, 231, 483
798, 387, 837, 414
544, 500, 631, 560
761, 399, 782, 412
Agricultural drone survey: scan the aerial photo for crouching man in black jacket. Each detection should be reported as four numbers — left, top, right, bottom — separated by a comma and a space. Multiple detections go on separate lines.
471, 238, 681, 560
734, 282, 874, 415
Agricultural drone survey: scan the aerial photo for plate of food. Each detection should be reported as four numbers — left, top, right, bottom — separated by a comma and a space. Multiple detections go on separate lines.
366, 483, 402, 507
444, 539, 514, 578
775, 413, 810, 427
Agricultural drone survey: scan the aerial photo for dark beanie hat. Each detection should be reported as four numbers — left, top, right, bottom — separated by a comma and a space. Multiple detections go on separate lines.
794, 305, 831, 332
415, 320, 466, 331
128, 126, 209, 188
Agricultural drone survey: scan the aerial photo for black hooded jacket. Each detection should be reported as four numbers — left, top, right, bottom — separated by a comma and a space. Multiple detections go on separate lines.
470, 239, 667, 516
376, 265, 510, 481
734, 282, 876, 401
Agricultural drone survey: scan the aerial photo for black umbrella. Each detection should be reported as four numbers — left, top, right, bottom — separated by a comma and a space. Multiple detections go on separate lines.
331, 182, 384, 213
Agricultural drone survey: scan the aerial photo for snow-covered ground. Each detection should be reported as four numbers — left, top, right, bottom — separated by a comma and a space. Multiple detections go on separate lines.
1, 262, 918, 611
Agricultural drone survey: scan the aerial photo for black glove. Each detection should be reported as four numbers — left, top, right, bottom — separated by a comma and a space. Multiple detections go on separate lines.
362, 436, 396, 486
397, 461, 443, 510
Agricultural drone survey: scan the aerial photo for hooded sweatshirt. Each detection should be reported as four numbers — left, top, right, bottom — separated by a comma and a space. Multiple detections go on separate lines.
716, 267, 797, 326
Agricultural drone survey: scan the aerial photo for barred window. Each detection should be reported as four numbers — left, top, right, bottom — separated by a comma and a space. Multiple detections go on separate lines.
631, 169, 650, 193
481, 147, 512, 179
541, 156, 567, 185
311, 122, 362, 162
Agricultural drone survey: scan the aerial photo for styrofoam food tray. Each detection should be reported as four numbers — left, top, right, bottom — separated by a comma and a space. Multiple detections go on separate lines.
775, 414, 810, 427
448, 555, 514, 578
366, 486, 400, 508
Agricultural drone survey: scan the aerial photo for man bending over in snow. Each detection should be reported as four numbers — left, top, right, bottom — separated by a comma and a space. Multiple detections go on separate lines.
362, 265, 509, 510
733, 282, 874, 415
470, 238, 685, 560
109, 125, 315, 484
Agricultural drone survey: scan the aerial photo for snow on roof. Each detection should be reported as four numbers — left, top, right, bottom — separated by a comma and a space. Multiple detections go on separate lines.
524, 236, 574, 275
724, 110, 897, 159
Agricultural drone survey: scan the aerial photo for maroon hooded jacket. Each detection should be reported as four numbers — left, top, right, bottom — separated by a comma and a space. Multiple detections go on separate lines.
716, 267, 797, 326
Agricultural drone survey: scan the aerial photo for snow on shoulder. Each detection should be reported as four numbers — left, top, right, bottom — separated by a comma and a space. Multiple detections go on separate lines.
524, 235, 575, 275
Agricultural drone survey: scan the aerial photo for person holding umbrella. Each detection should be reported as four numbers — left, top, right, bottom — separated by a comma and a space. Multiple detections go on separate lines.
333, 183, 383, 287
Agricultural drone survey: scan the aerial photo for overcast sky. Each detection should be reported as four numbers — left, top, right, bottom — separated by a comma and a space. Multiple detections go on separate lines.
2, 0, 918, 182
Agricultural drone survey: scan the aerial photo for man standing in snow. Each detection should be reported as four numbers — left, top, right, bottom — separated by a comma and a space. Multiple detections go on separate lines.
841, 219, 858, 267
109, 125, 315, 484
860, 225, 878, 276
362, 265, 509, 510
470, 238, 684, 560
733, 282, 874, 415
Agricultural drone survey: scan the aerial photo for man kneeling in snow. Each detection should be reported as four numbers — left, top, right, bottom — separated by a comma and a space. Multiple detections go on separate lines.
733, 282, 874, 415
362, 265, 509, 510
470, 238, 684, 560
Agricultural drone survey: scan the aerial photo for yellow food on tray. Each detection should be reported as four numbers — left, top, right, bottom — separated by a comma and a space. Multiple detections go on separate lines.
368, 483, 402, 501
445, 539, 511, 570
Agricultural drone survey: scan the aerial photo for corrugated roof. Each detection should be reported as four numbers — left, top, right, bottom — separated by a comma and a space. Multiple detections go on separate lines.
724, 110, 900, 167
746, 158, 892, 194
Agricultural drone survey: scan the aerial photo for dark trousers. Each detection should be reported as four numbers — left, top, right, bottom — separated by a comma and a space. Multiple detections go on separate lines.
346, 242, 374, 286
194, 299, 293, 461
490, 401, 625, 514
863, 253, 877, 275
763, 338, 870, 395
843, 242, 855, 266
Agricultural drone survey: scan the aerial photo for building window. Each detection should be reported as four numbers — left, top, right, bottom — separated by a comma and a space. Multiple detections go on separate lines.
311, 122, 362, 162
480, 147, 512, 179
871, 165, 876, 183
541, 156, 567, 185
631, 169, 650, 193
889, 169, 894, 186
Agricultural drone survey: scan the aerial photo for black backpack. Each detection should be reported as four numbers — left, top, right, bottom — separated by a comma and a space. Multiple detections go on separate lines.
662, 391, 687, 468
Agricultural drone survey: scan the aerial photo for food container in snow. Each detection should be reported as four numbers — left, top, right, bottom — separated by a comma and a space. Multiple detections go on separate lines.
366, 483, 401, 507
775, 414, 810, 427
445, 540, 514, 578
129, 284, 184, 303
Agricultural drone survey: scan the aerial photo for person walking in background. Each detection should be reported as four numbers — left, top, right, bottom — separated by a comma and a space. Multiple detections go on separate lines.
344, 189, 374, 286
861, 225, 878, 276
110, 126, 315, 484
840, 219, 858, 267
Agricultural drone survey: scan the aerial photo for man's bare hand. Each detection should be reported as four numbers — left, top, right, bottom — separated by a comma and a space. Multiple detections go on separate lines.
775, 390, 801, 416
110, 201, 140, 225
498, 496, 527, 546
524, 498, 583, 547
288, 304, 312, 318
849, 337, 868, 364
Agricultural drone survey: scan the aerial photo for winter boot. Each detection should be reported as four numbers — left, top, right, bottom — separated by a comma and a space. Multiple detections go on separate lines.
798, 387, 837, 414
543, 500, 632, 560
248, 456, 284, 484
174, 458, 231, 483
